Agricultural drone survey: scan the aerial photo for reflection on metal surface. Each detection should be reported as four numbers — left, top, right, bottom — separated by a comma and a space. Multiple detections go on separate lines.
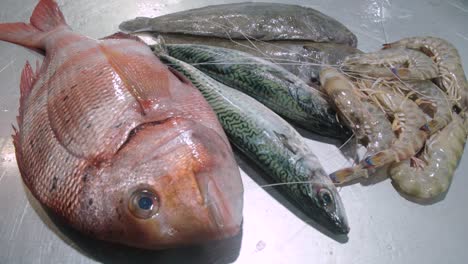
0, 0, 467, 263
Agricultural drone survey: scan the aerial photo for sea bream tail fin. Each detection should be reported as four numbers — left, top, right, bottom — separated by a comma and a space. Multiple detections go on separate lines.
0, 0, 67, 49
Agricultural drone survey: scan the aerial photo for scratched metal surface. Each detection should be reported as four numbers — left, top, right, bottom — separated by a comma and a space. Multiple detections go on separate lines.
0, 0, 467, 263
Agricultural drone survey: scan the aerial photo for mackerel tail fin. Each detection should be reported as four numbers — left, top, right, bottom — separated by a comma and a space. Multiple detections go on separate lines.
0, 0, 67, 49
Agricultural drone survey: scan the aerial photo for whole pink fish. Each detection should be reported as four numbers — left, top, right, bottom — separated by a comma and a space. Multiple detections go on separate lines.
0, 0, 243, 249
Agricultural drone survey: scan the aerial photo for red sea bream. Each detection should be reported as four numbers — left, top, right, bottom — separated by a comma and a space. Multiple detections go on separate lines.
0, 0, 243, 249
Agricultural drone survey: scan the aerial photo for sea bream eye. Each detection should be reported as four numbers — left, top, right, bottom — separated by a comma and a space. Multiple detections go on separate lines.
129, 189, 160, 219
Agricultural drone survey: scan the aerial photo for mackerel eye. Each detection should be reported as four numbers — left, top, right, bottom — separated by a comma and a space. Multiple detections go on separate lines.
129, 189, 159, 219
318, 188, 336, 211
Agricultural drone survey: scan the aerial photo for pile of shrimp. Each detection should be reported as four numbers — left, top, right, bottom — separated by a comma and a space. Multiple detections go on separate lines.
320, 36, 468, 200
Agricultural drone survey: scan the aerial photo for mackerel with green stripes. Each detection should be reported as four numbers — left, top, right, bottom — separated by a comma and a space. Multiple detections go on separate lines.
163, 44, 351, 141
157, 52, 349, 234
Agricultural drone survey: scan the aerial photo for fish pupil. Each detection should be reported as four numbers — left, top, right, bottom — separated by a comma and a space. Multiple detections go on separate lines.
321, 192, 332, 204
138, 196, 153, 210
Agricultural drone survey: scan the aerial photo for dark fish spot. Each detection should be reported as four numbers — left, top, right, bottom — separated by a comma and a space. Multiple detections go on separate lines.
51, 176, 58, 191
65, 117, 71, 124
90, 106, 99, 110
29, 139, 34, 148
86, 124, 92, 129
114, 122, 123, 129
96, 71, 104, 76
63, 95, 69, 101
82, 173, 88, 182
119, 198, 123, 204
88, 198, 93, 206
70, 84, 78, 89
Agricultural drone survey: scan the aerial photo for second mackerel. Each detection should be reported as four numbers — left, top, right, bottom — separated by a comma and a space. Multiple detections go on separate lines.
154, 49, 350, 234
163, 44, 350, 140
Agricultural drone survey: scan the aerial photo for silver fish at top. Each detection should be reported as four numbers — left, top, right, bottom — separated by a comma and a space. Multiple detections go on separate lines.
119, 2, 358, 47
148, 34, 362, 84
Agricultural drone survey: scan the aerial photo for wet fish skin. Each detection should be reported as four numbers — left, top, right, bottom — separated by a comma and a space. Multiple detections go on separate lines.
0, 0, 243, 249
149, 34, 362, 84
120, 2, 357, 47
162, 43, 351, 141
157, 52, 349, 234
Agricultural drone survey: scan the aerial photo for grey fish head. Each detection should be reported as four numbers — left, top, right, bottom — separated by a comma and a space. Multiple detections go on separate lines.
304, 181, 349, 235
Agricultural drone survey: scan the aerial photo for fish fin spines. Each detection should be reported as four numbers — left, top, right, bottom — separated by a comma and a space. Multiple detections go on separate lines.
30, 0, 67, 31
11, 125, 27, 185
18, 61, 37, 127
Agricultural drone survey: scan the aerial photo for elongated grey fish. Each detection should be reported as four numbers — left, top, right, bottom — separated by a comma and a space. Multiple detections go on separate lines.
156, 50, 349, 234
120, 2, 357, 47
148, 34, 362, 84
159, 43, 351, 141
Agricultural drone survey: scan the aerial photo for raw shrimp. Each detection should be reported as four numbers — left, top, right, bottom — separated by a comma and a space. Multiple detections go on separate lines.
384, 36, 468, 110
390, 114, 467, 199
330, 80, 430, 183
363, 83, 429, 167
343, 48, 438, 81
398, 80, 453, 134
320, 69, 395, 183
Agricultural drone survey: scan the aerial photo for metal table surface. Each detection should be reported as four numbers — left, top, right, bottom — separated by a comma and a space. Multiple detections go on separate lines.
1, 0, 467, 263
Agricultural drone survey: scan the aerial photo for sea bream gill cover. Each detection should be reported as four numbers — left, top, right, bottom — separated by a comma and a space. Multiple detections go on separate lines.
0, 0, 243, 249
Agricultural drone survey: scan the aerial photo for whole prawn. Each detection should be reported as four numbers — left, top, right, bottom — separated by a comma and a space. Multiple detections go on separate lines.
330, 80, 430, 183
390, 114, 467, 199
320, 69, 395, 183
343, 47, 438, 81
384, 36, 468, 110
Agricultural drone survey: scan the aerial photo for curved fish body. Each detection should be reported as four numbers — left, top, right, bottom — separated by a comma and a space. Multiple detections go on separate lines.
149, 34, 361, 83
162, 44, 351, 140
384, 36, 468, 110
120, 2, 357, 47
0, 0, 243, 249
390, 114, 467, 199
157, 52, 349, 234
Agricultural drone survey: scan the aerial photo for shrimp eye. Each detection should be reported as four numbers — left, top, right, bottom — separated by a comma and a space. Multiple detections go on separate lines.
129, 189, 159, 219
318, 189, 335, 210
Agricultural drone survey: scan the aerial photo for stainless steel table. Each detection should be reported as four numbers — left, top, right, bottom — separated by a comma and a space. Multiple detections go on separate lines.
1, 0, 467, 263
